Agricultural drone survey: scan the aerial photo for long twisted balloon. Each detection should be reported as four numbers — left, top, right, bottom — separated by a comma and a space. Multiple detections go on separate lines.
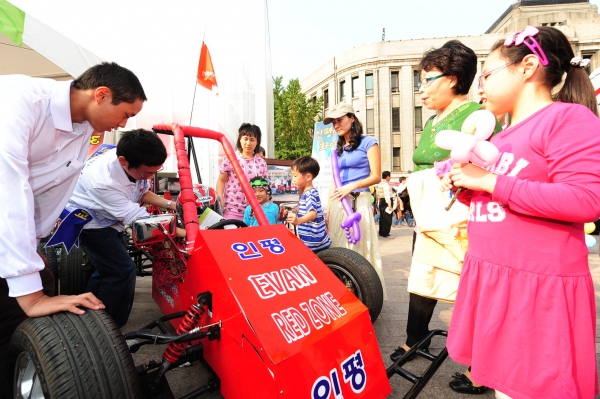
330, 150, 361, 244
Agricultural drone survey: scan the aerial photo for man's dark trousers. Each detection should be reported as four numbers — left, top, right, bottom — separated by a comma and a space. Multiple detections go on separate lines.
80, 228, 136, 328
378, 198, 392, 237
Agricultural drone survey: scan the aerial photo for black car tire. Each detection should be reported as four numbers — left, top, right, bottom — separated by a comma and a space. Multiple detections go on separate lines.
60, 246, 94, 295
317, 247, 384, 322
8, 309, 142, 399
36, 243, 59, 294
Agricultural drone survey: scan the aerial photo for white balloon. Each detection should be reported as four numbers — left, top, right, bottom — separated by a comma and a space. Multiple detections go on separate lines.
451, 135, 477, 163
434, 110, 499, 165
462, 110, 497, 140
435, 130, 463, 150
471, 141, 500, 166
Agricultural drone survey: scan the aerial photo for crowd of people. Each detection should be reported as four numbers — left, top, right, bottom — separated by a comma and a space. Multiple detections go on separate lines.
1, 24, 599, 399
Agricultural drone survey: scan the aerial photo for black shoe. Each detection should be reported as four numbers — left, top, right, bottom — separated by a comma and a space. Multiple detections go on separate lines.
390, 346, 410, 362
390, 346, 429, 362
449, 373, 488, 395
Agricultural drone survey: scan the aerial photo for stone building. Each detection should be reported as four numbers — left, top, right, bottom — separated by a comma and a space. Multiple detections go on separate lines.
300, 0, 600, 174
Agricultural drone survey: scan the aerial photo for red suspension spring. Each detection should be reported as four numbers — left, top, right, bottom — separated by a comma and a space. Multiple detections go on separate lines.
162, 304, 205, 363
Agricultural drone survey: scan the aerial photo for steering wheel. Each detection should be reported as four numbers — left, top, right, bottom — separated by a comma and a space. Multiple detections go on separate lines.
207, 219, 248, 230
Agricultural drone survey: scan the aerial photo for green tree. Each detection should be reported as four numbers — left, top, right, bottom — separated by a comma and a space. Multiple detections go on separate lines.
273, 76, 324, 160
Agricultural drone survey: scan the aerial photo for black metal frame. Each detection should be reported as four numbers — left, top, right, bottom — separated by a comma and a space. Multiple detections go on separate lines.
386, 330, 449, 399
125, 294, 221, 399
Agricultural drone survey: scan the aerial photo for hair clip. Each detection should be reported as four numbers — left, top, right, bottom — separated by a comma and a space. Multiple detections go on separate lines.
504, 26, 549, 66
570, 56, 591, 69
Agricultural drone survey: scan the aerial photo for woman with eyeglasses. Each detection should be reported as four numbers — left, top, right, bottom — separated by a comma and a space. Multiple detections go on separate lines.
390, 40, 501, 395
324, 102, 387, 299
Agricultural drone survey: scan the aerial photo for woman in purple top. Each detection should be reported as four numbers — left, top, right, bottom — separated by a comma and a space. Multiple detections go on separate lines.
324, 102, 386, 297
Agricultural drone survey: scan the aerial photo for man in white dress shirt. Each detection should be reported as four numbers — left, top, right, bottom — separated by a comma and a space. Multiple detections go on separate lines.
65, 129, 177, 327
376, 171, 394, 237
0, 62, 146, 396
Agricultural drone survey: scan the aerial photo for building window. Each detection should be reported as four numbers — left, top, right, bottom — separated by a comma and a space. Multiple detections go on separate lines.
393, 147, 401, 171
582, 51, 594, 74
392, 107, 400, 132
415, 106, 423, 131
339, 80, 346, 101
323, 89, 329, 109
366, 109, 374, 134
413, 70, 420, 91
352, 76, 359, 98
365, 74, 373, 95
391, 71, 399, 93
311, 93, 317, 103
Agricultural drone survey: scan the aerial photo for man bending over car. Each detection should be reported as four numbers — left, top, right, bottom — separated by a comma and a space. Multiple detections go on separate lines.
64, 129, 183, 327
0, 62, 146, 398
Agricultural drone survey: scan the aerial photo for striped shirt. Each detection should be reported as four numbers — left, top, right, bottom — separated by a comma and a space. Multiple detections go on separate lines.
297, 188, 331, 252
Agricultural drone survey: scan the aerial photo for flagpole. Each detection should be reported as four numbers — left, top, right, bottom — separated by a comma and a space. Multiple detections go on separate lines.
188, 28, 208, 183
188, 84, 198, 126
188, 28, 206, 126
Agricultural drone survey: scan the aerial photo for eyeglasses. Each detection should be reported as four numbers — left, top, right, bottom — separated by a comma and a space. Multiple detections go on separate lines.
135, 165, 164, 179
478, 62, 516, 90
418, 74, 447, 91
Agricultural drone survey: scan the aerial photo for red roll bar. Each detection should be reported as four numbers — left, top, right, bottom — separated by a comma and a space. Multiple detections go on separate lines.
153, 124, 268, 251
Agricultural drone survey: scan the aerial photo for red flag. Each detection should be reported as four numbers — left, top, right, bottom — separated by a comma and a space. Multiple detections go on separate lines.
197, 42, 218, 94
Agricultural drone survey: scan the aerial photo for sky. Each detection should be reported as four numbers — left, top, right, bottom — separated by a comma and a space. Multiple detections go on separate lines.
267, 0, 600, 83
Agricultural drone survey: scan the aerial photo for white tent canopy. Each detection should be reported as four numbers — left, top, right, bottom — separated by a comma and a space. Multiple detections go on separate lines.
10, 0, 274, 184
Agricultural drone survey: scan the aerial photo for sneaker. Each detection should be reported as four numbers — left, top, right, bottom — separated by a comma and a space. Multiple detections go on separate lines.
126, 339, 140, 349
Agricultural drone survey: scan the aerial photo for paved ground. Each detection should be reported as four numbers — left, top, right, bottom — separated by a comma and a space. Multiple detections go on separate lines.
123, 227, 600, 399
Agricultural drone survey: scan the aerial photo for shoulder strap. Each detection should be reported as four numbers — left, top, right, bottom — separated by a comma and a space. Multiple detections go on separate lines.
425, 114, 436, 126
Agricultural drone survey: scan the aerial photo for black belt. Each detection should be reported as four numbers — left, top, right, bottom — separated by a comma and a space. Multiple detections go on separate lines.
348, 192, 361, 212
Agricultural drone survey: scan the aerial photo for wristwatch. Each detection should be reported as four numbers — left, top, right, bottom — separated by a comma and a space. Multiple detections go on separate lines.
165, 200, 173, 210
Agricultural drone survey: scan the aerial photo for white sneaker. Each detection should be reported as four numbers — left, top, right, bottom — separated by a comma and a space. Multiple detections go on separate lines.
126, 339, 140, 349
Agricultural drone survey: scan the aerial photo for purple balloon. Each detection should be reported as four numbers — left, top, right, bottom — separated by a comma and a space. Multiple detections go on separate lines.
330, 150, 362, 244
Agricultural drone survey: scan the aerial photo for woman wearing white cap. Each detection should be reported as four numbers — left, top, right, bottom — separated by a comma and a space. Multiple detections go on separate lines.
324, 103, 386, 297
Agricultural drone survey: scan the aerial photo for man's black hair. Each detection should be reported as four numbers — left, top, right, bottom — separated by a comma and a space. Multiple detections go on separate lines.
382, 171, 391, 179
291, 156, 320, 178
73, 62, 147, 105
116, 129, 167, 169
